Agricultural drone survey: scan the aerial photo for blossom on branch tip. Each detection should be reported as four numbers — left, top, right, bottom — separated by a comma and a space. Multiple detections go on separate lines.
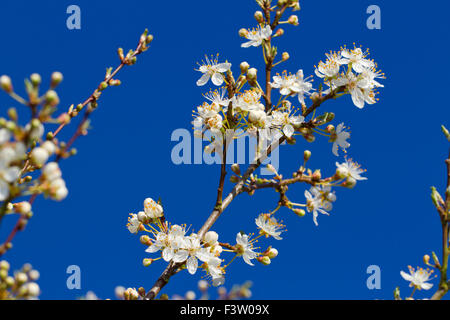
241, 25, 272, 48
400, 266, 434, 290
255, 214, 285, 240
339, 46, 374, 74
335, 158, 367, 181
143, 197, 163, 219
127, 214, 140, 234
196, 55, 231, 87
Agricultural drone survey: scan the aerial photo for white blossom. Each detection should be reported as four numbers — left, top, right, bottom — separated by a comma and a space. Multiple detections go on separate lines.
196, 55, 231, 86
143, 198, 163, 219
304, 188, 331, 226
241, 25, 272, 48
255, 214, 284, 240
339, 46, 374, 73
235, 232, 257, 266
336, 158, 367, 181
400, 266, 434, 290
331, 123, 350, 156
127, 214, 140, 234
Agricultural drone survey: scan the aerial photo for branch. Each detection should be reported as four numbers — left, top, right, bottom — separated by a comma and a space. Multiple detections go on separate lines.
0, 31, 152, 256
430, 148, 450, 300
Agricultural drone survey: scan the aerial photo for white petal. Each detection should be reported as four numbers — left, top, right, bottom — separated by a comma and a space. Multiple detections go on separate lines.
186, 256, 198, 275
196, 73, 210, 86
172, 250, 189, 263
211, 73, 224, 86
0, 180, 9, 201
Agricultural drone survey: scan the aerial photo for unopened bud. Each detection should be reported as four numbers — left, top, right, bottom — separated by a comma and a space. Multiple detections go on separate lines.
204, 231, 219, 246
45, 90, 59, 106
30, 73, 41, 86
230, 175, 240, 183
247, 68, 258, 81
239, 28, 249, 37
254, 11, 264, 23
423, 254, 430, 265
50, 72, 63, 87
259, 256, 271, 265
275, 28, 284, 37
240, 61, 250, 74
14, 202, 32, 215
304, 133, 315, 143
30, 147, 49, 166
281, 52, 290, 61
293, 208, 305, 217
231, 163, 241, 175
288, 15, 299, 25
303, 150, 311, 162
0, 75, 13, 93
312, 169, 321, 181
142, 258, 153, 267
140, 235, 151, 245
326, 124, 335, 133
267, 248, 278, 259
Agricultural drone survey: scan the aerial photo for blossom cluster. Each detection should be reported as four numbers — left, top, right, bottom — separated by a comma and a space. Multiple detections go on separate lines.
127, 198, 283, 287
0, 260, 40, 300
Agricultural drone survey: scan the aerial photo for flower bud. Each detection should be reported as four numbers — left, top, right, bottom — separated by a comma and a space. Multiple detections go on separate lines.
281, 52, 290, 61
137, 211, 147, 223
0, 269, 7, 281
26, 282, 40, 297
146, 34, 154, 44
268, 248, 278, 259
231, 163, 241, 175
204, 231, 219, 246
0, 75, 13, 93
30, 73, 41, 87
0, 260, 10, 271
423, 254, 430, 265
198, 280, 209, 291
15, 272, 28, 285
259, 256, 271, 265
51, 72, 63, 87
247, 68, 258, 81
240, 61, 250, 74
185, 290, 196, 300
266, 164, 278, 175
312, 169, 321, 181
30, 147, 49, 166
124, 288, 139, 300
304, 133, 315, 143
41, 141, 56, 155
239, 28, 249, 37
140, 235, 151, 245
28, 270, 40, 281
142, 258, 153, 267
45, 90, 59, 106
14, 202, 32, 215
303, 150, 311, 162
274, 28, 284, 37
288, 15, 299, 25
293, 208, 305, 217
254, 11, 264, 23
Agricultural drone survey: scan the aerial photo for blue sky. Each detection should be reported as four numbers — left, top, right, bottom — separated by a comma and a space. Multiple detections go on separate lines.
0, 0, 449, 300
